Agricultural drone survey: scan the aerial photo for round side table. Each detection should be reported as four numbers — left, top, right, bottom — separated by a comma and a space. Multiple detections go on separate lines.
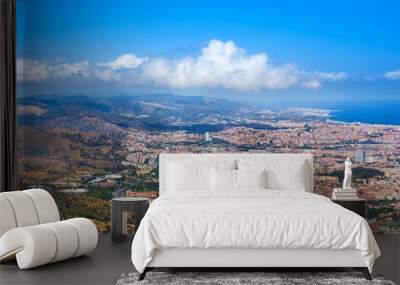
111, 197, 149, 242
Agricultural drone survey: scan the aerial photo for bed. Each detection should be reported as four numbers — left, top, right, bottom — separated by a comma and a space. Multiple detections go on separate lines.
131, 153, 380, 280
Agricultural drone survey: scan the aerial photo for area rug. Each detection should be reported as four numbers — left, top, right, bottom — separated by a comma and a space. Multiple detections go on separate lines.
116, 271, 395, 285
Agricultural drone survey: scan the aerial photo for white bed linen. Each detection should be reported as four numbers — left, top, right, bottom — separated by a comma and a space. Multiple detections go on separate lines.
131, 190, 380, 273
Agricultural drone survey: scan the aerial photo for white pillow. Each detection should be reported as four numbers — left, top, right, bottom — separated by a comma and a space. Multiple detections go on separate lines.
266, 161, 307, 191
211, 168, 237, 191
167, 162, 211, 192
236, 169, 267, 189
237, 159, 308, 191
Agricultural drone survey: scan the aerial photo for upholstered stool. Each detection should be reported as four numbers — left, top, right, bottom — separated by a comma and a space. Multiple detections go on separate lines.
0, 189, 98, 269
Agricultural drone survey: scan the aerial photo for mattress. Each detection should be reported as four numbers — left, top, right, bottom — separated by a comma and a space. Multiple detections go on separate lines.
131, 190, 380, 273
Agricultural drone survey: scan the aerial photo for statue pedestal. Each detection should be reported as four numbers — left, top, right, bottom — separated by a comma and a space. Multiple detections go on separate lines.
332, 188, 358, 200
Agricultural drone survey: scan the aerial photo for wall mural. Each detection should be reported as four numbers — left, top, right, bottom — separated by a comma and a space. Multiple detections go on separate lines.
16, 0, 400, 233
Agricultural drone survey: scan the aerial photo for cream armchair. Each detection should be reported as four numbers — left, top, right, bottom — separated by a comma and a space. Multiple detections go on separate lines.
0, 189, 98, 269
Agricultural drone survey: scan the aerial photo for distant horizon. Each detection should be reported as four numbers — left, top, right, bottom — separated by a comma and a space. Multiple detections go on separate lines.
17, 90, 400, 105
19, 92, 400, 126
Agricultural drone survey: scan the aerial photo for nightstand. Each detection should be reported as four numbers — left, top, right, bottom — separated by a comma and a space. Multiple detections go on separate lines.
111, 197, 150, 242
332, 199, 366, 218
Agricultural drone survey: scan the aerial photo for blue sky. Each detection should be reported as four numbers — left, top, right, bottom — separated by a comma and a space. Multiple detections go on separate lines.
17, 0, 400, 103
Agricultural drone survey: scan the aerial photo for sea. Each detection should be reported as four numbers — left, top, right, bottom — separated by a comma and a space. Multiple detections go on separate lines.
265, 100, 400, 126
319, 101, 400, 126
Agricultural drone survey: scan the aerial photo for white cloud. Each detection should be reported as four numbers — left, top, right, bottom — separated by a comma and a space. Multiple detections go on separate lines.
17, 59, 90, 82
17, 59, 49, 82
17, 39, 349, 92
313, 71, 348, 81
296, 70, 347, 88
302, 79, 321, 90
385, 69, 400, 80
50, 61, 90, 78
142, 39, 298, 91
95, 69, 120, 82
97, 54, 147, 70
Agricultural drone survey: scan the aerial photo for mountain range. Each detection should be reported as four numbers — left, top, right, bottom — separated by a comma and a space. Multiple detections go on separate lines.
18, 93, 333, 134
18, 94, 268, 133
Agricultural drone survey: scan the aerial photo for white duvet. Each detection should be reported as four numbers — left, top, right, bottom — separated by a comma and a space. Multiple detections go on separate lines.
131, 190, 380, 273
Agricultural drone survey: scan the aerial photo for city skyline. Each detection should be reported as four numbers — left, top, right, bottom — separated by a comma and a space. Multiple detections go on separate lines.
16, 93, 400, 233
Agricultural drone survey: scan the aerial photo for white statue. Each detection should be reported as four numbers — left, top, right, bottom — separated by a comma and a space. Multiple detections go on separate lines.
342, 157, 353, 189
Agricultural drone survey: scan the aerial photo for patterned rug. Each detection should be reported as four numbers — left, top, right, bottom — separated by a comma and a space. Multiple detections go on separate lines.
116, 271, 395, 285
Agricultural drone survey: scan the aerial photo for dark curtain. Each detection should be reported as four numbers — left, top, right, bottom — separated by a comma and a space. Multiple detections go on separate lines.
0, 0, 17, 192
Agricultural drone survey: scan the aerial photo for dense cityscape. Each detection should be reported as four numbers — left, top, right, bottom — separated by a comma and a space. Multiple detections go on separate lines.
17, 94, 400, 233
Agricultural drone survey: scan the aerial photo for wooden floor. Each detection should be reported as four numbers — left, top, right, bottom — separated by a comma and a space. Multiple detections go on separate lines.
0, 233, 398, 285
